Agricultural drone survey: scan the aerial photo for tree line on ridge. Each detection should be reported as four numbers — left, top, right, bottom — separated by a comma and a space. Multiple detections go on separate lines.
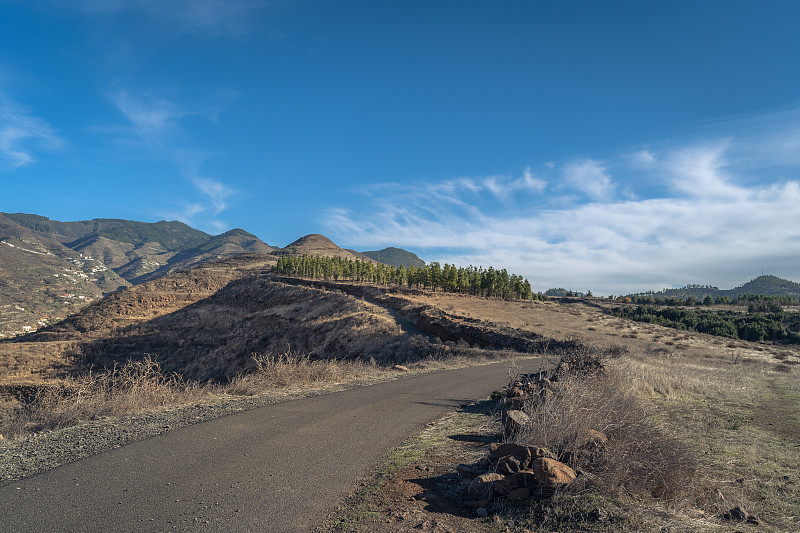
272, 255, 545, 301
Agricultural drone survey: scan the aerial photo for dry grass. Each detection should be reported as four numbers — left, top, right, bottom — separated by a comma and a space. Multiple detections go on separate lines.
1, 356, 206, 437
224, 350, 381, 395
517, 355, 696, 503
498, 342, 800, 531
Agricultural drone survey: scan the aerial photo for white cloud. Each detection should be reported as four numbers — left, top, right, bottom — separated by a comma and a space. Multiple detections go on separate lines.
112, 90, 185, 143
169, 149, 238, 232
628, 149, 656, 169
0, 92, 62, 170
561, 159, 615, 201
324, 142, 800, 295
191, 176, 235, 215
666, 141, 745, 200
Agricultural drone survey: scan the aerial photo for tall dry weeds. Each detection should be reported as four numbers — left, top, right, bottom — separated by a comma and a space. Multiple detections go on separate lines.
224, 350, 380, 395
1, 356, 206, 438
515, 348, 696, 502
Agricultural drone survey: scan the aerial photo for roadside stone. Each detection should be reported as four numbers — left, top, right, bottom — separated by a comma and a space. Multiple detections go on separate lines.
475, 457, 490, 470
526, 446, 556, 460
467, 472, 504, 500
533, 457, 576, 486
493, 472, 537, 497
507, 487, 531, 501
392, 364, 409, 371
489, 442, 532, 464
497, 455, 522, 475
502, 410, 530, 435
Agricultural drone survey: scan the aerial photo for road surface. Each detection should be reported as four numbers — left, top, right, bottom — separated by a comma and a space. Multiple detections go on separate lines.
1, 358, 545, 532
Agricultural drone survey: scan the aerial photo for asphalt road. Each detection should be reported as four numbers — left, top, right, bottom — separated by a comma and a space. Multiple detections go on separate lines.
1, 358, 545, 532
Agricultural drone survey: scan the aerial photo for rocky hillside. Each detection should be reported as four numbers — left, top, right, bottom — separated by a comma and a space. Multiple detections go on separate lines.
0, 214, 130, 338
0, 213, 276, 337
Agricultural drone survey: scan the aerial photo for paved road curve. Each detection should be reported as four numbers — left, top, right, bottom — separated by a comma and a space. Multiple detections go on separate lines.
1, 359, 545, 532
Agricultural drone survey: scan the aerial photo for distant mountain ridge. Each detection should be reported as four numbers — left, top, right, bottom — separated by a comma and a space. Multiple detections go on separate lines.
629, 275, 800, 300
362, 247, 425, 268
2, 213, 276, 284
0, 211, 426, 338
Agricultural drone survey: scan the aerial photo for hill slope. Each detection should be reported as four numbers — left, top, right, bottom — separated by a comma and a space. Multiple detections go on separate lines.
0, 214, 130, 337
361, 247, 425, 268
279, 234, 367, 262
0, 213, 277, 337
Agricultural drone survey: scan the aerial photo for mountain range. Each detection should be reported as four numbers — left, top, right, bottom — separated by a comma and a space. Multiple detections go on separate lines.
0, 213, 425, 337
628, 275, 800, 300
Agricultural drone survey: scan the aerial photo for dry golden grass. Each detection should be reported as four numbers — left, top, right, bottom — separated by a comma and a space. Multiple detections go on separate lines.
1, 356, 207, 437
513, 345, 800, 531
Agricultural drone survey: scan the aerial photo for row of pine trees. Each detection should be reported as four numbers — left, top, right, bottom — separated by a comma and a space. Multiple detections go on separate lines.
272, 255, 545, 301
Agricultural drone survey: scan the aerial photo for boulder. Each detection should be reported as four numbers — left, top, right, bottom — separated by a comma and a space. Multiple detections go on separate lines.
497, 455, 522, 475
527, 446, 556, 460
467, 472, 504, 500
501, 410, 530, 435
489, 442, 532, 464
492, 471, 537, 497
533, 457, 577, 486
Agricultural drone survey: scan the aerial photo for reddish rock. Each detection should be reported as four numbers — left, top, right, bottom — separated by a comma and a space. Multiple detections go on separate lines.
526, 446, 556, 460
497, 455, 522, 475
492, 472, 537, 497
467, 472, 504, 500
533, 457, 577, 486
489, 443, 532, 464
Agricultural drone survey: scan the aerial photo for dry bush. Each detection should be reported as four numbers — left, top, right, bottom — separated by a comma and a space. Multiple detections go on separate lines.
516, 353, 696, 501
224, 350, 380, 395
1, 356, 206, 438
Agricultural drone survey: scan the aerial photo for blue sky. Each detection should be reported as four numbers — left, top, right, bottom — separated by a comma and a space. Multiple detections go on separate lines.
2, 1, 800, 294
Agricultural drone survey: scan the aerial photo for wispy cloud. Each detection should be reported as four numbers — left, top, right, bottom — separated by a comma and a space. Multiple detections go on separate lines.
561, 159, 614, 201
324, 123, 800, 294
104, 89, 237, 232
110, 90, 186, 145
168, 149, 238, 232
0, 92, 62, 170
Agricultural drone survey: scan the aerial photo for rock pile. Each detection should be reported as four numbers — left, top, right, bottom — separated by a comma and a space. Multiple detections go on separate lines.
457, 442, 581, 511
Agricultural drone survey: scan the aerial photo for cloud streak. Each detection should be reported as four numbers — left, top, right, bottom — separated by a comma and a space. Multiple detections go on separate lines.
324, 138, 800, 295
0, 92, 62, 170
106, 89, 237, 232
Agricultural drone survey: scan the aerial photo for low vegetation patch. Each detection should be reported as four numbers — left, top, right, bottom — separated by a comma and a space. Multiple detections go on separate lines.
611, 304, 800, 343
